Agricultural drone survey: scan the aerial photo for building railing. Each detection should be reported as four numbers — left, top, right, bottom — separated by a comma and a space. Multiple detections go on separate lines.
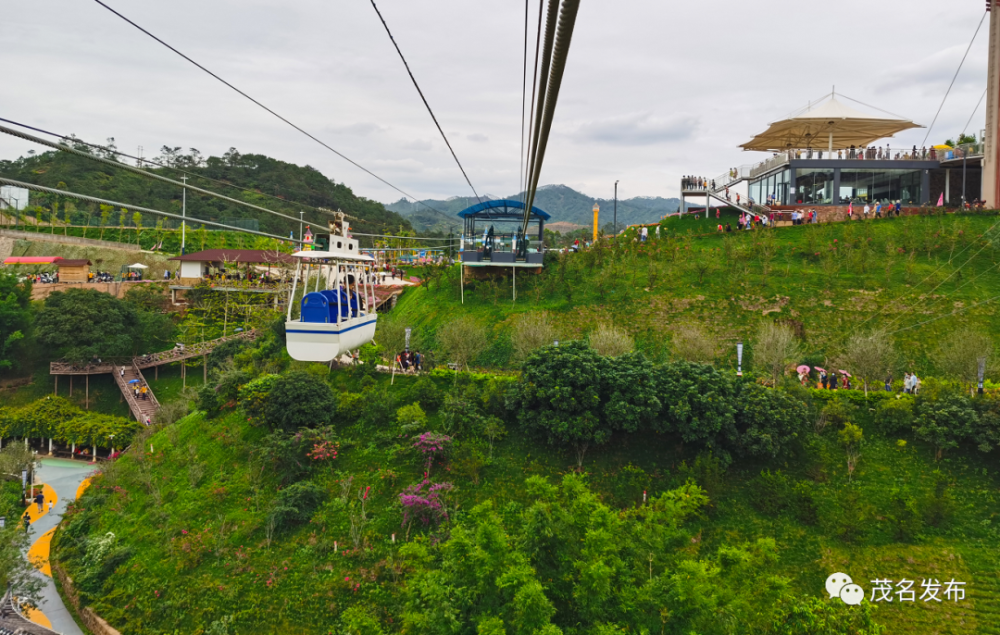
745, 144, 984, 180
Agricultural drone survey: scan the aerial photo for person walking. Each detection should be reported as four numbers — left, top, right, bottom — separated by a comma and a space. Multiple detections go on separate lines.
35, 490, 44, 514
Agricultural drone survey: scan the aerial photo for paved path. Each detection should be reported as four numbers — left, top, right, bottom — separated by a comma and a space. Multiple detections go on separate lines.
22, 458, 94, 635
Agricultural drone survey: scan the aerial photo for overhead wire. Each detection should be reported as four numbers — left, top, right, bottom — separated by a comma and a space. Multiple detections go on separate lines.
962, 87, 989, 138
367, 0, 481, 205
0, 116, 325, 221
0, 123, 307, 226
523, 0, 582, 233
0, 176, 303, 244
91, 0, 449, 217
888, 292, 1000, 336
522, 0, 545, 209
519, 0, 530, 206
921, 9, 988, 146
523, 0, 561, 229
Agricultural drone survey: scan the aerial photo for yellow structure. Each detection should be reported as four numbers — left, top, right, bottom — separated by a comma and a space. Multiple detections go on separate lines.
592, 203, 599, 240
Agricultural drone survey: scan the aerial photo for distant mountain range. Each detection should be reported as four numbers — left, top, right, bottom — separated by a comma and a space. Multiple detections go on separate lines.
384, 185, 686, 234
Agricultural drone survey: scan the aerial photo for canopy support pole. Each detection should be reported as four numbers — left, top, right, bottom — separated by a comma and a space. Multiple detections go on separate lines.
828, 133, 833, 156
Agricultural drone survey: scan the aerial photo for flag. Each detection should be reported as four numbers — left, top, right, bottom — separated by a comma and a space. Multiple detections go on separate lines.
937, 192, 945, 207
847, 201, 853, 215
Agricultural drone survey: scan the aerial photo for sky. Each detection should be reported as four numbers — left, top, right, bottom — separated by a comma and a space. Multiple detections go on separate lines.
0, 0, 993, 206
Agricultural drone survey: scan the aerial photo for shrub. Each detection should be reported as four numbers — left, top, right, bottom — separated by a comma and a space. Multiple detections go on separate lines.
412, 432, 453, 475
396, 403, 428, 432
196, 383, 221, 417
873, 397, 915, 434
336, 393, 363, 424
268, 481, 326, 532
748, 469, 791, 516
588, 323, 634, 357
237, 374, 281, 424
437, 316, 488, 371
408, 377, 443, 411
511, 312, 557, 362
262, 371, 338, 432
888, 489, 923, 542
399, 479, 454, 536
922, 470, 955, 528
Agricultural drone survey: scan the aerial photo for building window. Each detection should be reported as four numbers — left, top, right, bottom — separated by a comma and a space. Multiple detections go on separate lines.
795, 169, 834, 204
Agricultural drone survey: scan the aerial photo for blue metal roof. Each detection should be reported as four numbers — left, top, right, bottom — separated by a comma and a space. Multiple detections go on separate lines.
457, 199, 551, 221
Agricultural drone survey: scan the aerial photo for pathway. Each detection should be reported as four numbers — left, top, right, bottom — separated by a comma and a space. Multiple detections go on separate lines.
18, 459, 94, 634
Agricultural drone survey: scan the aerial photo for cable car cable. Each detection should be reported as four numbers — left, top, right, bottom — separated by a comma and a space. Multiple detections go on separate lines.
0, 123, 308, 226
921, 9, 987, 147
0, 176, 304, 245
368, 0, 481, 205
522, 0, 582, 234
0, 117, 393, 232
91, 0, 449, 217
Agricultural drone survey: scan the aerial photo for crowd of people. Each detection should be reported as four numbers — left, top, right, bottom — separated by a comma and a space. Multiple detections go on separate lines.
682, 176, 713, 191
797, 367, 922, 394
395, 350, 423, 373
88, 271, 115, 282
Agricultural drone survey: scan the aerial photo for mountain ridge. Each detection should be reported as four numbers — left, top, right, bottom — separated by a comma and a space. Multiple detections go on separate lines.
385, 184, 687, 233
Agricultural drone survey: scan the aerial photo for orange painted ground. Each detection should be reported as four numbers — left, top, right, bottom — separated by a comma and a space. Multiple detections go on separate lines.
20, 483, 57, 525
21, 604, 52, 629
28, 527, 55, 577
75, 477, 92, 501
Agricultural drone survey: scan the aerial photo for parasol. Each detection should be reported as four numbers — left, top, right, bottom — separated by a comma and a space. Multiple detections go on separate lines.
796, 365, 811, 373
127, 263, 149, 269
127, 379, 140, 384
740, 93, 922, 153
813, 367, 827, 373
839, 370, 852, 377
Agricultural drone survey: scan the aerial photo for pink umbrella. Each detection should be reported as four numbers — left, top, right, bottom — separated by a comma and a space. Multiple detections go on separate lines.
813, 367, 827, 373
839, 370, 851, 377
796, 365, 811, 373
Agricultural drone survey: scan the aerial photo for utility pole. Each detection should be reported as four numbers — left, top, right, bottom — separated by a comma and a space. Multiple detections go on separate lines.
299, 211, 305, 246
180, 176, 187, 255
614, 180, 619, 236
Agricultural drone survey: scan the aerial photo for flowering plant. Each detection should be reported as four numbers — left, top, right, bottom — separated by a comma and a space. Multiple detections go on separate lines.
412, 432, 452, 475
399, 479, 454, 539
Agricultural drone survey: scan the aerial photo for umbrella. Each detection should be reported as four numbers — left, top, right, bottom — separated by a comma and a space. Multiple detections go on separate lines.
740, 93, 922, 152
813, 367, 827, 373
127, 263, 149, 269
839, 370, 852, 377
796, 365, 811, 374
127, 379, 140, 384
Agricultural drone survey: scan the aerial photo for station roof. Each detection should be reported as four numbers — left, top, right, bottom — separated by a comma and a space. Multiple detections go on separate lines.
168, 249, 296, 264
3, 256, 91, 266
457, 199, 551, 221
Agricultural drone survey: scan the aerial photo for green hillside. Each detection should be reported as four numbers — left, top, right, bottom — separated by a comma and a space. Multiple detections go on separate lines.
38, 209, 1000, 635
395, 211, 1000, 374
0, 145, 413, 237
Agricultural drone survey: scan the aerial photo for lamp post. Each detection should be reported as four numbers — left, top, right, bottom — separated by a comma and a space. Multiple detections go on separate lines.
614, 180, 619, 236
736, 341, 744, 377
108, 434, 115, 459
978, 356, 986, 395
180, 176, 187, 255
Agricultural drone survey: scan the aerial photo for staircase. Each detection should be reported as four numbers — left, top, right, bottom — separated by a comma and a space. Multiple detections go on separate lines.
113, 363, 160, 423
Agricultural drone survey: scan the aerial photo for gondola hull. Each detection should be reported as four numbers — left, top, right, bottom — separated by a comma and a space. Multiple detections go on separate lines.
285, 314, 378, 362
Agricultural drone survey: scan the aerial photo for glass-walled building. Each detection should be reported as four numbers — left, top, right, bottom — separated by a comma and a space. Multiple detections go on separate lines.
748, 159, 935, 207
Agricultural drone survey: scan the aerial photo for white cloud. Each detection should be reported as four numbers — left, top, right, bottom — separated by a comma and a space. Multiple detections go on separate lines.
467, 133, 489, 143
400, 139, 433, 152
569, 113, 699, 146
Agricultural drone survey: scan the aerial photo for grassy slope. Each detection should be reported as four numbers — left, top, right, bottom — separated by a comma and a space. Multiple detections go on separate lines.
398, 212, 1000, 373
53, 368, 1000, 635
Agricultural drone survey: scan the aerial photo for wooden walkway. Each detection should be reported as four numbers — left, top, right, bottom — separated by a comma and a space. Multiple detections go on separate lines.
49, 330, 258, 421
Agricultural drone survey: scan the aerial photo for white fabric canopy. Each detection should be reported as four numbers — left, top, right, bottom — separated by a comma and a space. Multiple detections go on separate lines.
740, 96, 923, 152
126, 263, 149, 269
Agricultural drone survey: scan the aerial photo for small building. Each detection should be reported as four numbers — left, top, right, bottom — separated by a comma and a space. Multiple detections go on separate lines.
168, 249, 297, 285
2, 256, 91, 282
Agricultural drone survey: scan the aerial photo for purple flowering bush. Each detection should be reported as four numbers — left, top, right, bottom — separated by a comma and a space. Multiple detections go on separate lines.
412, 432, 452, 476
399, 479, 454, 539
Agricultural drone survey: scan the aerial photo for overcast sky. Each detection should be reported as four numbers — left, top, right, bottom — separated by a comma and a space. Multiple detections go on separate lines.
1, 0, 992, 206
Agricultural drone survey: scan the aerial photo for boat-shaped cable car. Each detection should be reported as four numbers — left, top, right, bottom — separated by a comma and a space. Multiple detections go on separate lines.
285, 214, 378, 362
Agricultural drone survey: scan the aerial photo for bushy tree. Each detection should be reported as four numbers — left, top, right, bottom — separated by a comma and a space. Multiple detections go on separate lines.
915, 394, 978, 460
731, 381, 808, 459
655, 360, 737, 452
261, 371, 337, 432
602, 352, 662, 433
935, 328, 995, 396
514, 342, 610, 466
671, 322, 718, 363
436, 316, 487, 371
588, 323, 634, 357
839, 328, 897, 396
36, 288, 147, 362
511, 311, 557, 362
0, 271, 31, 371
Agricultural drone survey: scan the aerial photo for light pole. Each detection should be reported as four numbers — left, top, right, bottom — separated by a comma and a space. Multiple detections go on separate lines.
180, 176, 187, 255
108, 434, 115, 459
614, 180, 619, 236
736, 341, 744, 377
299, 211, 305, 246
978, 356, 986, 395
